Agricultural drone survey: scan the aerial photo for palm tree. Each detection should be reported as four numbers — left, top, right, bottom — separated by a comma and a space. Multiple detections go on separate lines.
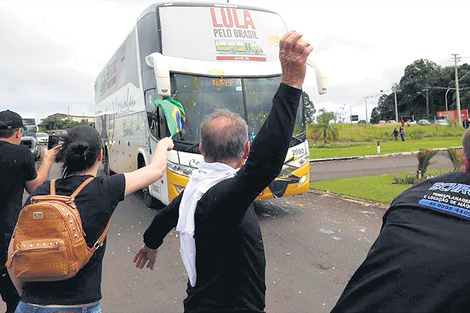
415, 149, 438, 180
311, 112, 339, 143
445, 148, 463, 172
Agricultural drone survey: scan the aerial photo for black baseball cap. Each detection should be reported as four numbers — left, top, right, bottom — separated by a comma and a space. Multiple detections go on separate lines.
0, 110, 24, 130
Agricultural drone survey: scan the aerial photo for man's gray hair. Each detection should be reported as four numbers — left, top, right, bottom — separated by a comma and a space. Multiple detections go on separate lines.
200, 109, 248, 162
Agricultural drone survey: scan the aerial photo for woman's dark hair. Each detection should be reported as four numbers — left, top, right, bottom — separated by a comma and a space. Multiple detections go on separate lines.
58, 125, 103, 178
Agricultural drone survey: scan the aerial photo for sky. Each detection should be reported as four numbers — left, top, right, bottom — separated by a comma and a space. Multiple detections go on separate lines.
0, 0, 469, 123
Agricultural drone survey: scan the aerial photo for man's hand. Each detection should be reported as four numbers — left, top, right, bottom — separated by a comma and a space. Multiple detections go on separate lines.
279, 30, 314, 90
42, 145, 60, 164
133, 245, 158, 270
25, 144, 61, 194
157, 137, 174, 151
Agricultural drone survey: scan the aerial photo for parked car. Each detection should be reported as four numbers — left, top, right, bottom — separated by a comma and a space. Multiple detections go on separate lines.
36, 132, 49, 145
21, 136, 41, 161
418, 119, 431, 126
435, 119, 449, 126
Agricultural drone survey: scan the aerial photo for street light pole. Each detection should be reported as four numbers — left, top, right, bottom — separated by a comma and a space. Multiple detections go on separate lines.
391, 84, 400, 122
419, 89, 430, 118
394, 90, 399, 122
424, 88, 429, 118
364, 96, 368, 123
445, 88, 453, 112
453, 54, 462, 126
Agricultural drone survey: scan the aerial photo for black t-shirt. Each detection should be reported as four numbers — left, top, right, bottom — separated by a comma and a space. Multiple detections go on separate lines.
331, 172, 470, 313
21, 174, 125, 305
0, 141, 37, 260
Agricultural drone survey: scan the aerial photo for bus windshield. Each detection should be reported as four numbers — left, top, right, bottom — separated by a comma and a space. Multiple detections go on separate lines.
170, 74, 305, 149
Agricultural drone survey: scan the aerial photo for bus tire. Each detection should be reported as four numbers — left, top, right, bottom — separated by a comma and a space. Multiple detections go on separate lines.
142, 187, 164, 210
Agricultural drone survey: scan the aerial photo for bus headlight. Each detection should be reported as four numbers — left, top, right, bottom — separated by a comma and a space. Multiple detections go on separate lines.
167, 161, 195, 177
279, 154, 309, 177
298, 174, 308, 186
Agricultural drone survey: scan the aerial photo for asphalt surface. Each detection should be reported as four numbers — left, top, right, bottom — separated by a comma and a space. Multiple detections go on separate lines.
7, 161, 385, 313
102, 191, 384, 313
311, 151, 455, 182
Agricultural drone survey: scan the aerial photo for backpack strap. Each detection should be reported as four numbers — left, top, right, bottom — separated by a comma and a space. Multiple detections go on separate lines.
69, 177, 95, 201
68, 176, 110, 253
90, 220, 112, 253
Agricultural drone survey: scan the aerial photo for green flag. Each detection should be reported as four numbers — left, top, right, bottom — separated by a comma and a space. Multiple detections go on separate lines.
154, 98, 186, 137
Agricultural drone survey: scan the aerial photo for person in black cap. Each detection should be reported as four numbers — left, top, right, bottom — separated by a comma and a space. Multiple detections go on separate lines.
331, 128, 470, 313
0, 110, 58, 313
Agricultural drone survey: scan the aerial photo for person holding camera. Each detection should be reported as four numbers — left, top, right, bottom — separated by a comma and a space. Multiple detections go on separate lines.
0, 110, 58, 313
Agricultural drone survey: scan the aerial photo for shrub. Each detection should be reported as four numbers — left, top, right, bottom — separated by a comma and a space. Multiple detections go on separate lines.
392, 172, 417, 185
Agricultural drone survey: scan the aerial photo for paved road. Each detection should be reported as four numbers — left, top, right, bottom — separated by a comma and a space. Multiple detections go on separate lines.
311, 152, 455, 182
102, 191, 384, 313
7, 162, 384, 313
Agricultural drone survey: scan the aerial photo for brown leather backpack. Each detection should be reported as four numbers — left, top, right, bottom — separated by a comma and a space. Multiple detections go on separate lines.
5, 177, 111, 282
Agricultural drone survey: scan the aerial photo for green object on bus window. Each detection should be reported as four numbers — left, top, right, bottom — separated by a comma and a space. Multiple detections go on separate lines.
154, 98, 186, 137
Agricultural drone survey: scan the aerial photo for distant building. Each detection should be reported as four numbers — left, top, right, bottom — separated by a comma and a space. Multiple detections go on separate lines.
45, 113, 95, 123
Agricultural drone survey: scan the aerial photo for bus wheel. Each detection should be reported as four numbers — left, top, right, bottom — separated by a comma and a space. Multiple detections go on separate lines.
142, 186, 164, 210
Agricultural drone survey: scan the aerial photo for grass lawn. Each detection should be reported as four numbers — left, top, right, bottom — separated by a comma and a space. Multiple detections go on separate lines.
310, 174, 413, 204
310, 137, 462, 159
310, 170, 453, 204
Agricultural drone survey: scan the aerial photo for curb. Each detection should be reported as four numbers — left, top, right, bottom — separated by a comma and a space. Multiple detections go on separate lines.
309, 146, 462, 163
308, 189, 390, 210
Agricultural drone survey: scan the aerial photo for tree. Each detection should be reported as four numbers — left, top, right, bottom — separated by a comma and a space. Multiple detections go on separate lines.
374, 59, 470, 121
415, 149, 438, 180
302, 91, 316, 124
370, 107, 381, 124
311, 112, 339, 143
38, 116, 91, 131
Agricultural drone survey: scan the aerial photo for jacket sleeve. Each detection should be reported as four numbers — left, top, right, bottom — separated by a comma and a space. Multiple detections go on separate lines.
143, 192, 183, 249
201, 83, 302, 220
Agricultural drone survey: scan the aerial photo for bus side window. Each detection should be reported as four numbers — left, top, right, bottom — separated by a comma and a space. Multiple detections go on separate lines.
145, 88, 170, 139
145, 89, 159, 139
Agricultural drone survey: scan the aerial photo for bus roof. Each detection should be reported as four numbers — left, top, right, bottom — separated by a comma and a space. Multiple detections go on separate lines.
137, 2, 278, 22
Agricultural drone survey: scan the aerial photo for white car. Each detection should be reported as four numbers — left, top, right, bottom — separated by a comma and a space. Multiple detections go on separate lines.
418, 119, 431, 126
21, 136, 41, 161
435, 119, 449, 126
36, 132, 49, 145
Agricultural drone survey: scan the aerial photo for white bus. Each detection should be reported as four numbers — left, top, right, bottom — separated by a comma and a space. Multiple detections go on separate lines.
94, 2, 327, 207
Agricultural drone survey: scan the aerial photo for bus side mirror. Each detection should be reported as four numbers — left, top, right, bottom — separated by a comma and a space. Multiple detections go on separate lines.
146, 52, 171, 97
306, 60, 328, 95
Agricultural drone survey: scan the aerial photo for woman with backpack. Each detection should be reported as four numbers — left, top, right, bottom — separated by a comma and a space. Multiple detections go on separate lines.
9, 125, 173, 313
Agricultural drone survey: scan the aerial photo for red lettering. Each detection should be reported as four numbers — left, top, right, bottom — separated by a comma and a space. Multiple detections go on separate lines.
243, 10, 255, 30
211, 8, 256, 30
221, 8, 234, 28
210, 8, 223, 28
232, 9, 243, 29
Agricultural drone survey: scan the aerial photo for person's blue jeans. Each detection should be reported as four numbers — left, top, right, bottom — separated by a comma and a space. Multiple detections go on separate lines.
15, 301, 101, 313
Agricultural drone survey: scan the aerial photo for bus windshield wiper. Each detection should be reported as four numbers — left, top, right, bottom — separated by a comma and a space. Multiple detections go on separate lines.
173, 140, 200, 153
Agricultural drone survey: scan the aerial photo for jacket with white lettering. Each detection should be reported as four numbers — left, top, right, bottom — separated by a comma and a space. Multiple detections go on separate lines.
331, 172, 470, 313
